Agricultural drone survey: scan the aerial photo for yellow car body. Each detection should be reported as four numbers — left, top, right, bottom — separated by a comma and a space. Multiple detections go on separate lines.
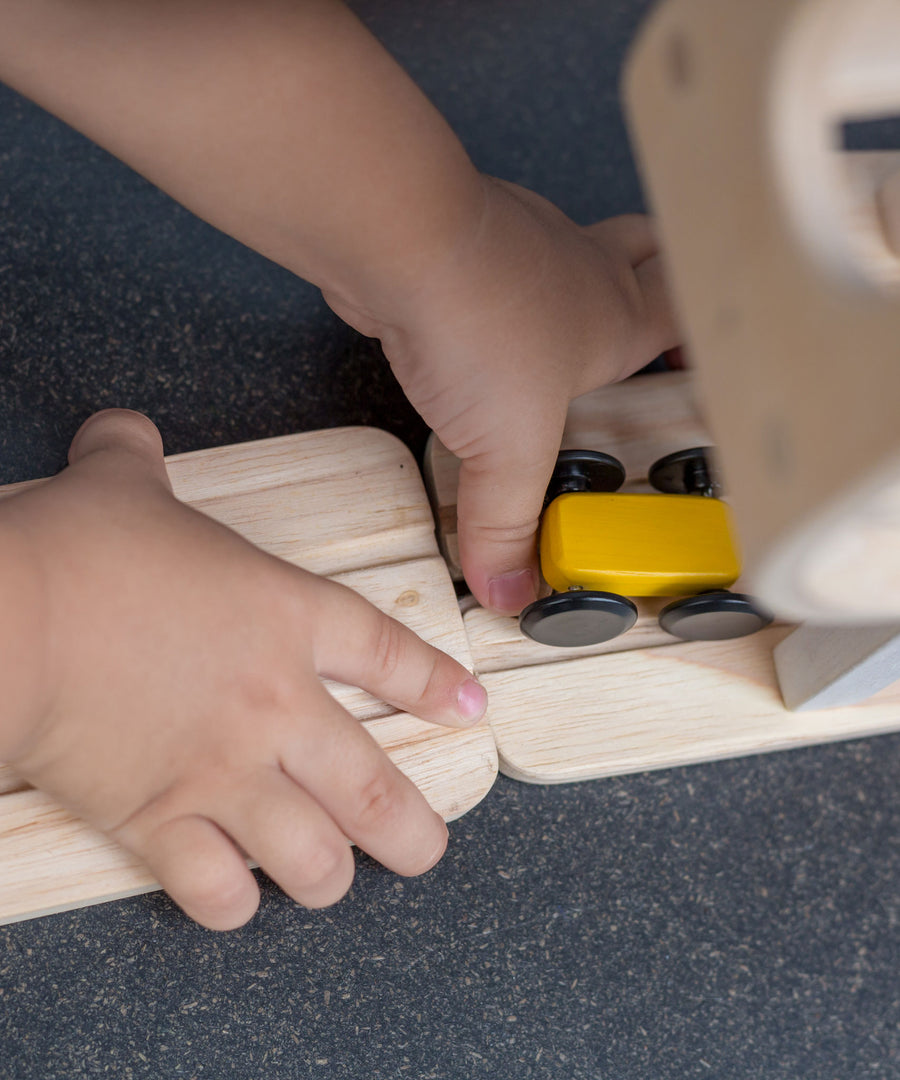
539, 491, 741, 596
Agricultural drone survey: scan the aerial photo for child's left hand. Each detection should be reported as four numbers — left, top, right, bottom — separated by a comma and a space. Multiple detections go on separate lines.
0, 410, 486, 929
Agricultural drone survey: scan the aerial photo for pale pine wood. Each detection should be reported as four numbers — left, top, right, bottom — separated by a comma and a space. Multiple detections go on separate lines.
484, 627, 900, 785
1, 427, 438, 577
464, 600, 674, 675
624, 0, 900, 624
0, 429, 497, 926
424, 371, 710, 580
774, 623, 900, 710
0, 792, 158, 925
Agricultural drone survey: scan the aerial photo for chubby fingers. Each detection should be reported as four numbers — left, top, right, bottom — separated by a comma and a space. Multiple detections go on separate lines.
452, 409, 567, 614
123, 766, 360, 932
136, 815, 262, 931
278, 686, 449, 878
122, 683, 450, 931
308, 574, 488, 726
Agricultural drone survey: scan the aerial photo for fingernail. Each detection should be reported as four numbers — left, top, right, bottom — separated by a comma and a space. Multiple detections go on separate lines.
457, 678, 488, 724
487, 569, 537, 614
422, 824, 449, 872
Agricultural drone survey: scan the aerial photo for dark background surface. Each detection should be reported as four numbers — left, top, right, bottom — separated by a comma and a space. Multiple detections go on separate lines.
2, 2, 900, 1077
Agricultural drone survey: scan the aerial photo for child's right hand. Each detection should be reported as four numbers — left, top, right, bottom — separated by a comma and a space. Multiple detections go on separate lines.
325, 178, 678, 613
0, 410, 487, 930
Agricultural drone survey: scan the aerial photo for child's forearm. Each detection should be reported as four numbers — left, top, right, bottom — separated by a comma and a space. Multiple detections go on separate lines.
0, 0, 484, 319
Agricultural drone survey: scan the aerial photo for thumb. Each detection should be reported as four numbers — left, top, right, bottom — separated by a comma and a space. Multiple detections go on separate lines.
456, 429, 562, 614
68, 409, 173, 492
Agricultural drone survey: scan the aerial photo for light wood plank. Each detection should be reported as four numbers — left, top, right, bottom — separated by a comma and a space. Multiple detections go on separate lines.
464, 600, 675, 675
484, 626, 900, 784
180, 428, 438, 576
0, 428, 496, 925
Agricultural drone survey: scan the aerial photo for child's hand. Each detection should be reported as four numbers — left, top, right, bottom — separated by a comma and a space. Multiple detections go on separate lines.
0, 6, 675, 614
0, 410, 487, 930
326, 179, 679, 614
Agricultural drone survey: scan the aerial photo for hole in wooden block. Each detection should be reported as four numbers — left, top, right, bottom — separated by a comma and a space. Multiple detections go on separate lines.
770, 0, 900, 290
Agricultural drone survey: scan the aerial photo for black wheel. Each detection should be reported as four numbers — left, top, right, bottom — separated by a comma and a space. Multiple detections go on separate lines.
648, 446, 721, 497
658, 591, 773, 641
545, 449, 626, 505
519, 591, 638, 647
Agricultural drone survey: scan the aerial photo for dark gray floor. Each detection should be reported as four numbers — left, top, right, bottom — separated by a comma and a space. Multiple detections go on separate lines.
2, 2, 900, 1077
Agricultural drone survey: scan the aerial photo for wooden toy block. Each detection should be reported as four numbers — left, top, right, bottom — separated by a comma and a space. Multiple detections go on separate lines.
623, 0, 900, 626
0, 428, 498, 926
623, 0, 900, 709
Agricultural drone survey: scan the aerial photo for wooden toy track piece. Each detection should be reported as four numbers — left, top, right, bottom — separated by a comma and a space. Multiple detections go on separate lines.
481, 625, 900, 785
0, 428, 498, 926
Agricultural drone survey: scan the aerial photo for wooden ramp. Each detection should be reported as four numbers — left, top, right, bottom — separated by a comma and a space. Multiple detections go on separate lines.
426, 372, 900, 783
0, 428, 498, 925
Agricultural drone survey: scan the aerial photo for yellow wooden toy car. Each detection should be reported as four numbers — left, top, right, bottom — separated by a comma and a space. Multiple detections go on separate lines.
519, 448, 773, 647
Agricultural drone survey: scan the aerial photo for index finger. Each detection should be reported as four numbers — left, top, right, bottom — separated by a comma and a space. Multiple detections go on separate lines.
455, 413, 566, 613
307, 575, 488, 727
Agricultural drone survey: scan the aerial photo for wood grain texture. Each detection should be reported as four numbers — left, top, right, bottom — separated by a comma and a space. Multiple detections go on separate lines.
464, 600, 675, 675
0, 429, 497, 926
484, 626, 900, 784
624, 0, 900, 622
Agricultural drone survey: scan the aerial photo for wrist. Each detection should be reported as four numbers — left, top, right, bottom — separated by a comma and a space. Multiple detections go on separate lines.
325, 175, 575, 342
318, 164, 492, 333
